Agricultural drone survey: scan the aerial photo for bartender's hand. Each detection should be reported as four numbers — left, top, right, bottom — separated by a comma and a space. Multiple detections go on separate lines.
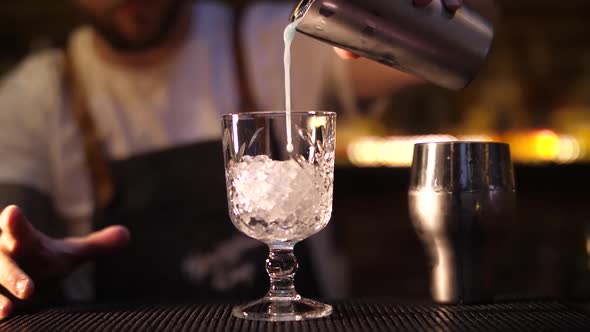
0, 205, 129, 319
335, 0, 465, 59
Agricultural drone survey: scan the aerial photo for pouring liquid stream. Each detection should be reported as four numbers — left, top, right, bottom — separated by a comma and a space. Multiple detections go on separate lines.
283, 19, 301, 154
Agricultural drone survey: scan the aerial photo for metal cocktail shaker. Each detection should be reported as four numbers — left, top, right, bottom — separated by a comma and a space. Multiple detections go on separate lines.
408, 142, 516, 304
290, 0, 495, 90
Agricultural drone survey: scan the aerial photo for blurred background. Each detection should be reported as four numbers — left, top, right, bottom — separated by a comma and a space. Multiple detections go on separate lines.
2, 0, 590, 165
1, 0, 589, 300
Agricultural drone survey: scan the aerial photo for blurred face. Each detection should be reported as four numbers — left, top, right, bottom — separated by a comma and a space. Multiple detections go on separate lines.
74, 0, 189, 53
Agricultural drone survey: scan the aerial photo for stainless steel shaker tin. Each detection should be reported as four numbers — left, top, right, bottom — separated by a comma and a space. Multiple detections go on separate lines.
409, 142, 516, 304
291, 0, 495, 90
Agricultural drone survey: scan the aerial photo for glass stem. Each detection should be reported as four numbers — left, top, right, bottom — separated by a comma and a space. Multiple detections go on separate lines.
266, 245, 298, 299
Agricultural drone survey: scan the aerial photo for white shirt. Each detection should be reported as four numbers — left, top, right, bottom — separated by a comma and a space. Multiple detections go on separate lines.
0, 1, 349, 236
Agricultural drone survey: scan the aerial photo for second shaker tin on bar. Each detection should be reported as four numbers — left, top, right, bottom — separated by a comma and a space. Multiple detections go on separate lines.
409, 142, 516, 303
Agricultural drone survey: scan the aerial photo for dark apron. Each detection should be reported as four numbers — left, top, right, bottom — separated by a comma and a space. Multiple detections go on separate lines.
64, 7, 321, 303
93, 141, 262, 301
91, 142, 320, 302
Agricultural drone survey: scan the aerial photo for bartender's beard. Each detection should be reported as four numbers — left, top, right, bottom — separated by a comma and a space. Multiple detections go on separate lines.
77, 0, 188, 54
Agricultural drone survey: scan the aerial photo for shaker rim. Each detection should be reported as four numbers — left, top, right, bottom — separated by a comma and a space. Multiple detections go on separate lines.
413, 141, 510, 148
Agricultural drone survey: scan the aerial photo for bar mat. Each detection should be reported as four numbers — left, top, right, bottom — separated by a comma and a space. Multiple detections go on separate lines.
0, 300, 589, 331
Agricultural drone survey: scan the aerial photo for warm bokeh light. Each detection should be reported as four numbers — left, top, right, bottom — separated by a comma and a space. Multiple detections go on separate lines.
504, 130, 585, 165
348, 135, 456, 167
345, 130, 588, 167
534, 130, 560, 160
557, 135, 581, 164
455, 135, 497, 142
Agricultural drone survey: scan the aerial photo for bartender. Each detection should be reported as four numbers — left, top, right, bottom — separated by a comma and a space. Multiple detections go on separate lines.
0, 0, 464, 318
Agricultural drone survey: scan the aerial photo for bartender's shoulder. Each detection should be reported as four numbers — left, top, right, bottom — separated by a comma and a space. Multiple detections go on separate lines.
2, 48, 64, 85
0, 48, 65, 98
0, 49, 65, 113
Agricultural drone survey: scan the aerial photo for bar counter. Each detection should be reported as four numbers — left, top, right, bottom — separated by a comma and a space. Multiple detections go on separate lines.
1, 299, 589, 331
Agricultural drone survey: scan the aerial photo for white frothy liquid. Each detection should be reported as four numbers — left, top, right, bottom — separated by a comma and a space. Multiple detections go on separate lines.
283, 20, 300, 153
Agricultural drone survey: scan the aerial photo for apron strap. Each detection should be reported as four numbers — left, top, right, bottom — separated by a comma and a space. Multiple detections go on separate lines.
63, 49, 114, 210
233, 5, 258, 112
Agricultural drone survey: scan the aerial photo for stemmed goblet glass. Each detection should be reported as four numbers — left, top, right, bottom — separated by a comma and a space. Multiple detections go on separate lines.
222, 111, 336, 321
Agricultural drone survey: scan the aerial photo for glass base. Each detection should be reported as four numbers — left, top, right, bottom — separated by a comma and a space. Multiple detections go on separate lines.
232, 294, 333, 321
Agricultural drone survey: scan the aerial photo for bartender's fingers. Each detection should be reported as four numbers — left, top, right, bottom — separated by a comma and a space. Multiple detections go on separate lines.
63, 226, 130, 264
0, 294, 13, 320
0, 206, 42, 254
0, 252, 34, 300
334, 48, 360, 60
442, 0, 463, 12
